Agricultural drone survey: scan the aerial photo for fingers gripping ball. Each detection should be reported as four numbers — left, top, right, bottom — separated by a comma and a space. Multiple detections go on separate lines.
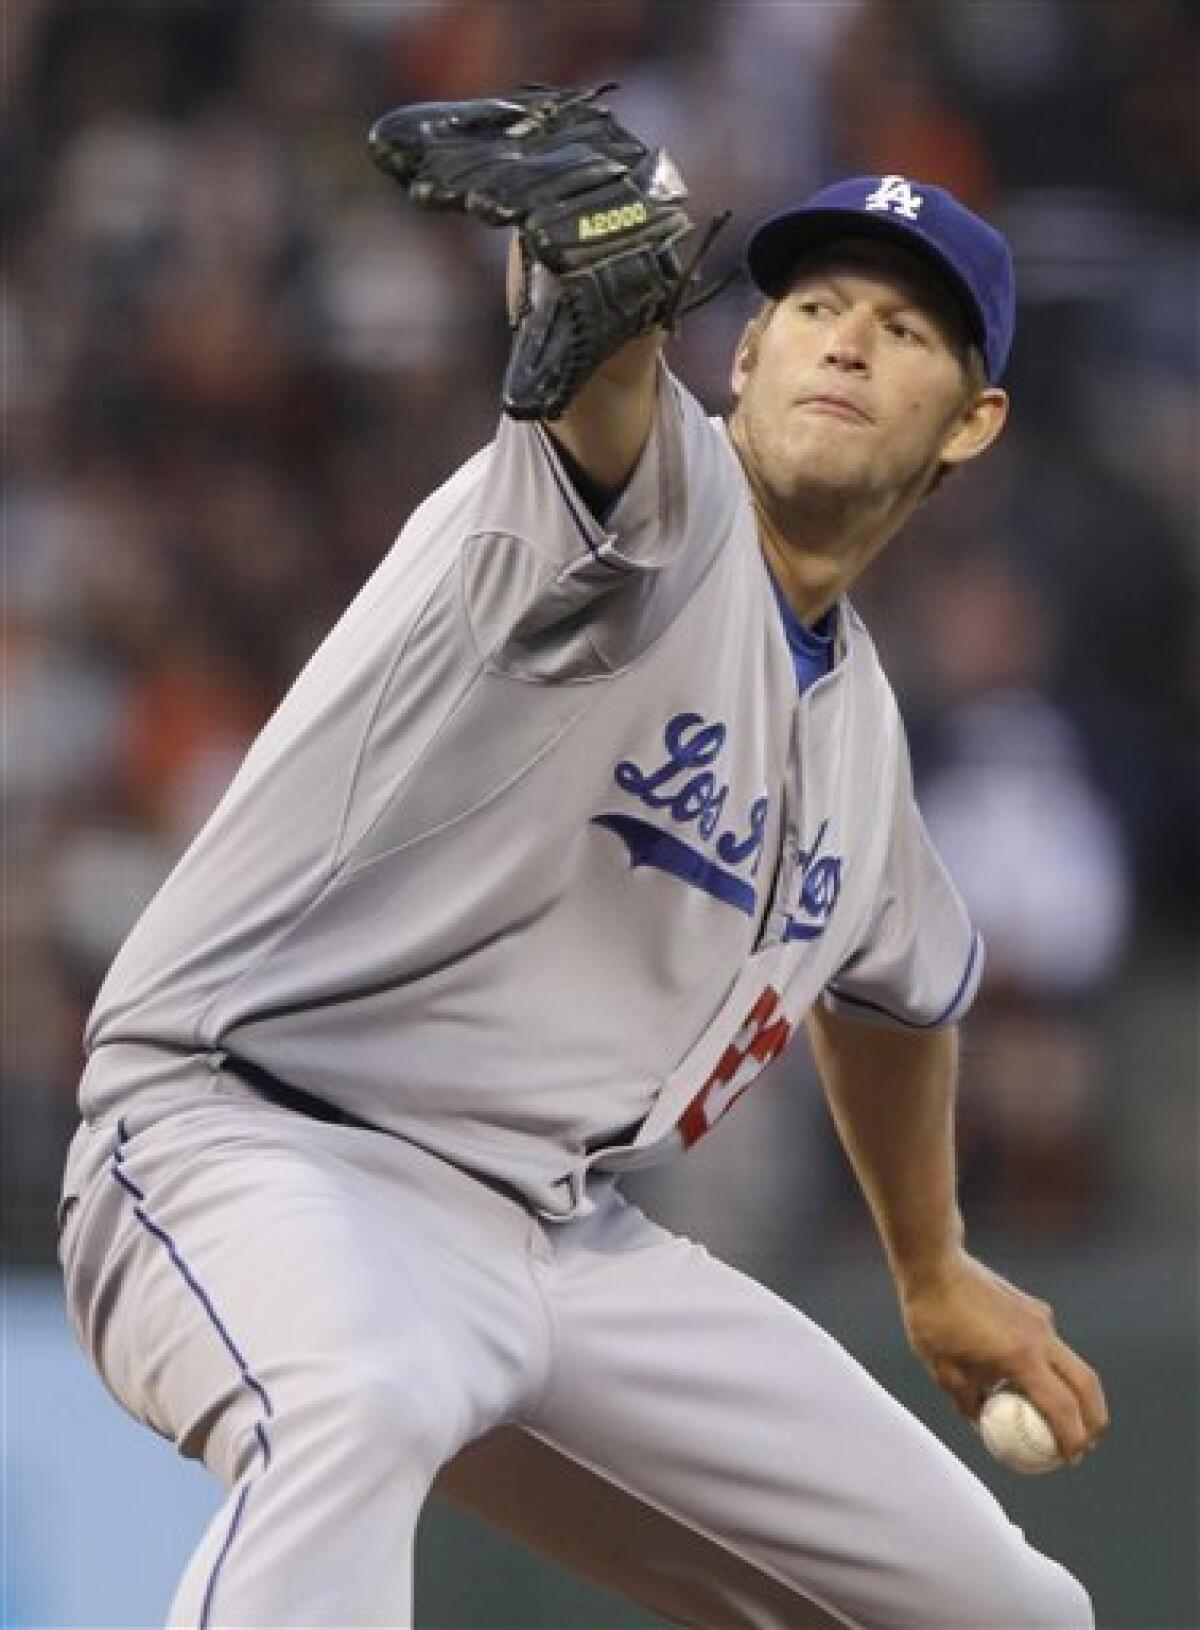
978, 1387, 1065, 1475
368, 86, 728, 420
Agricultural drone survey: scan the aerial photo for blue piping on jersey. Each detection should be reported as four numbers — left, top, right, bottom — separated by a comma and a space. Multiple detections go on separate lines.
592, 812, 758, 915
827, 930, 983, 1030
110, 1120, 274, 1628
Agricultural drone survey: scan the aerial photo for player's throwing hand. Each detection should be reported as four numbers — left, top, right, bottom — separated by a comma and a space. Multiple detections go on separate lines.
898, 1248, 1110, 1464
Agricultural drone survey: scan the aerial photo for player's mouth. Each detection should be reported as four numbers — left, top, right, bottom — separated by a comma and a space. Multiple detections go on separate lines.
796, 394, 873, 425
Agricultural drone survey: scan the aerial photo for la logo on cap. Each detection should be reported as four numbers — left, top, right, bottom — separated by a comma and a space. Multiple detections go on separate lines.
864, 176, 923, 220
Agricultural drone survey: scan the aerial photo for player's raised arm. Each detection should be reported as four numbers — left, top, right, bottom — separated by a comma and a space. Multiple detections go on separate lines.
369, 86, 725, 499
501, 233, 664, 499
536, 314, 664, 508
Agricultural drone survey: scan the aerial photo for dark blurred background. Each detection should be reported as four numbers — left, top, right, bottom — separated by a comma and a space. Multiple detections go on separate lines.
2, 2, 1196, 1625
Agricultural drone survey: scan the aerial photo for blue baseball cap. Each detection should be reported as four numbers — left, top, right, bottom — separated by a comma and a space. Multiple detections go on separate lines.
746, 175, 1015, 382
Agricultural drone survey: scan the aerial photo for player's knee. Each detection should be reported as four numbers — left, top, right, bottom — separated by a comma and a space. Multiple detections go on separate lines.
955, 1539, 1093, 1628
1062, 1574, 1095, 1628
1027, 1564, 1094, 1629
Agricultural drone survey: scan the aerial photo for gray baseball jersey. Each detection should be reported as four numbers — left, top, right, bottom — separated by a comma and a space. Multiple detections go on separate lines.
82, 367, 981, 1219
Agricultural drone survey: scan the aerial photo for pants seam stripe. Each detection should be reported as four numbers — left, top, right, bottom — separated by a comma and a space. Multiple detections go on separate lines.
110, 1118, 274, 1627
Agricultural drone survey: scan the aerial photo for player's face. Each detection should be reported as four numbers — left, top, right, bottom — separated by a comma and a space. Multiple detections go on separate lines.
730, 240, 1006, 521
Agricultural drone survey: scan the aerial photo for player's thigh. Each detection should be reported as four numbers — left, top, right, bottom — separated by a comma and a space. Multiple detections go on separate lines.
523, 1195, 1086, 1628
61, 1092, 547, 1486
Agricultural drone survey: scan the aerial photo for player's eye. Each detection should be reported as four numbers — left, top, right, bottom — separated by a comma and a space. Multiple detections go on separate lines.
796, 296, 836, 319
885, 318, 927, 345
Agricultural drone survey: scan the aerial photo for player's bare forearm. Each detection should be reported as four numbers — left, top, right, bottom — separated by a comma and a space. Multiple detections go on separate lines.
806, 1004, 964, 1294
806, 1004, 1109, 1459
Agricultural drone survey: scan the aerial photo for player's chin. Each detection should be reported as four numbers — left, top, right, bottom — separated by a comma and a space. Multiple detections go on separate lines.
777, 441, 876, 503
786, 414, 877, 465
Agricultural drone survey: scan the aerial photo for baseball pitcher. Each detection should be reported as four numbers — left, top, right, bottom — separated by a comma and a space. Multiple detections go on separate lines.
58, 88, 1107, 1627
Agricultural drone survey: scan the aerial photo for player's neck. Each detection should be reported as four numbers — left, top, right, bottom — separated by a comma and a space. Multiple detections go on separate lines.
729, 417, 917, 623
746, 476, 903, 627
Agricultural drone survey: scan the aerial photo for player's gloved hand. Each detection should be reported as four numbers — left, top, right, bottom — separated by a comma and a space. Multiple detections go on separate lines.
898, 1247, 1109, 1464
367, 86, 730, 420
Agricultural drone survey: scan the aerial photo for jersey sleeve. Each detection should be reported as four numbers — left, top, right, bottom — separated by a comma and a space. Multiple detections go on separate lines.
475, 360, 688, 573
460, 368, 740, 680
823, 734, 984, 1031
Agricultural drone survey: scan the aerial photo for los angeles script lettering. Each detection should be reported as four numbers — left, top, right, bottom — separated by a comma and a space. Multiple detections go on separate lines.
784, 817, 843, 940
614, 712, 768, 876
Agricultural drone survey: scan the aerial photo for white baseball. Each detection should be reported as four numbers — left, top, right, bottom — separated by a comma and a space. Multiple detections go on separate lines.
978, 1387, 1065, 1475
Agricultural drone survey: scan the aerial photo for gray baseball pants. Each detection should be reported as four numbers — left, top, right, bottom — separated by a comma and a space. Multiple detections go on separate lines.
60, 1055, 1092, 1628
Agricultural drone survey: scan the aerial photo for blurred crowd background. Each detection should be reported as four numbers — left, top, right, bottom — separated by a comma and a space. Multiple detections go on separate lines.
3, 0, 1196, 1271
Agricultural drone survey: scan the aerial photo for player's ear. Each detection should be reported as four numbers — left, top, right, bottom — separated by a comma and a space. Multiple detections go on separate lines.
727, 326, 753, 399
730, 316, 765, 401
937, 386, 1009, 470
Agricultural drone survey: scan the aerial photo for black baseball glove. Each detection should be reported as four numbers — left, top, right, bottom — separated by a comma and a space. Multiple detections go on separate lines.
368, 85, 728, 419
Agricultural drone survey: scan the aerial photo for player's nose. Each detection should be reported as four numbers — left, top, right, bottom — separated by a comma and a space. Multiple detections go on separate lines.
821, 336, 870, 373
820, 309, 872, 373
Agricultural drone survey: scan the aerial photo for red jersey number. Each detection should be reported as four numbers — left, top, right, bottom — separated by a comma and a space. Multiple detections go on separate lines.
677, 985, 792, 1149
